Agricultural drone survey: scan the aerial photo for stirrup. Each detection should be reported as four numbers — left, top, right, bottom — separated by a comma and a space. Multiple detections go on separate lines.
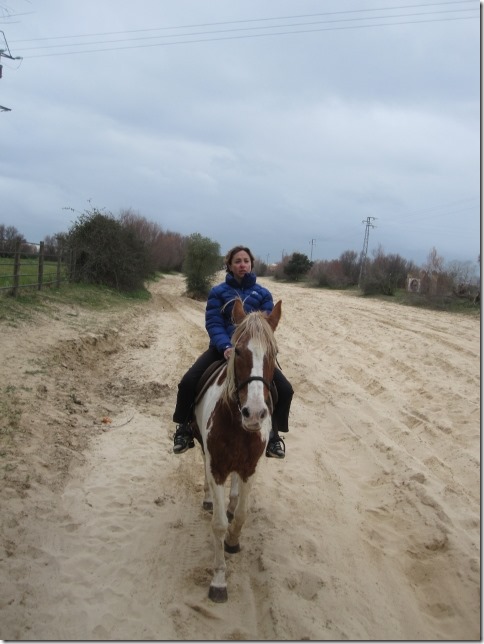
173, 424, 194, 454
266, 435, 285, 459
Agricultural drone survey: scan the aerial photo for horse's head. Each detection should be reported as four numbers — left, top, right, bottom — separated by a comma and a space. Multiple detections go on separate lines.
225, 299, 281, 432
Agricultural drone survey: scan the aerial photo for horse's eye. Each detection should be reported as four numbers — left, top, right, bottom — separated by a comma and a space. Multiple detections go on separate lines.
234, 348, 241, 357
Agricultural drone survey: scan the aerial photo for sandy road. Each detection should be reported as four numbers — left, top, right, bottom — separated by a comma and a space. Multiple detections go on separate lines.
0, 273, 480, 640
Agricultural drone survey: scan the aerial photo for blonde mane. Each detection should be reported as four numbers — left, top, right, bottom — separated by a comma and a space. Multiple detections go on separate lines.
223, 311, 278, 405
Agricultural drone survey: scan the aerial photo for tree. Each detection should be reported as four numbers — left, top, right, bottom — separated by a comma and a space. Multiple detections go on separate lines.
151, 230, 187, 272
118, 208, 188, 272
421, 247, 447, 298
0, 224, 25, 255
283, 252, 313, 281
183, 233, 221, 298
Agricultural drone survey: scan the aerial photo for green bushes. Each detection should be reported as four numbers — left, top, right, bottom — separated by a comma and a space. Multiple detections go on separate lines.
67, 208, 156, 292
182, 233, 221, 299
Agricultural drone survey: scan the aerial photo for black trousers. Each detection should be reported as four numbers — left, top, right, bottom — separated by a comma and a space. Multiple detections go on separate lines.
173, 346, 294, 432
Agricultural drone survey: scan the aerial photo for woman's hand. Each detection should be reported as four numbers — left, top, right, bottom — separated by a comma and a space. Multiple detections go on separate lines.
223, 347, 233, 360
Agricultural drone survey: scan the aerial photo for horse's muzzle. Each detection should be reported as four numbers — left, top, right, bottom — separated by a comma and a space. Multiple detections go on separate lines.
242, 423, 262, 432
240, 403, 269, 433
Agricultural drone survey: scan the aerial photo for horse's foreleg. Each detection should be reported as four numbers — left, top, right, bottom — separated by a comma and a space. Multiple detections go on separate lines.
202, 454, 213, 511
226, 473, 239, 522
208, 480, 229, 603
224, 478, 252, 552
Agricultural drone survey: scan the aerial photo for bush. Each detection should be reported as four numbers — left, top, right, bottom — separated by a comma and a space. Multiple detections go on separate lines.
309, 259, 353, 288
183, 233, 221, 299
254, 258, 268, 276
67, 208, 155, 291
272, 256, 290, 280
283, 252, 313, 281
361, 248, 412, 296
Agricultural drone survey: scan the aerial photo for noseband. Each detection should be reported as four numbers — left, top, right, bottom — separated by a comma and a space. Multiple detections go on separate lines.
232, 348, 274, 413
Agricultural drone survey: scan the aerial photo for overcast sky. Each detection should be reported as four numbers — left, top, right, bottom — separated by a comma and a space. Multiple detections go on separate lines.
0, 0, 480, 266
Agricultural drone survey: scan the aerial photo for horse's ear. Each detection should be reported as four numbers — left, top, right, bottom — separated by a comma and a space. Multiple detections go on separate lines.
232, 298, 246, 324
267, 300, 282, 331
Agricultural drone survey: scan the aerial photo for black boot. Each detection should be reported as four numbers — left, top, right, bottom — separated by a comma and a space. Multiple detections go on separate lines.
266, 433, 285, 459
173, 423, 195, 454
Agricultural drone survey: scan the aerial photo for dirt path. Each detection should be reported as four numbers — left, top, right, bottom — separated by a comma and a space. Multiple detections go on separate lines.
0, 274, 480, 640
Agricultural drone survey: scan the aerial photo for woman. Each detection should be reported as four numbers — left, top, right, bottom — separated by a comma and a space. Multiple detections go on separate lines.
172, 245, 293, 458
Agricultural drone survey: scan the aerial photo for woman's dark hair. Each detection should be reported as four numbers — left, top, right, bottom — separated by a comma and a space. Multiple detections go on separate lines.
224, 246, 255, 273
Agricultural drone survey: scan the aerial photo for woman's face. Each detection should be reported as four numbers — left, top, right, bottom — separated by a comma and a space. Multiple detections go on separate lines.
229, 250, 252, 281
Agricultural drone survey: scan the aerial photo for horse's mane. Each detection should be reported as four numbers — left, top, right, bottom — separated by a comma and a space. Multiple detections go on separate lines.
223, 310, 278, 406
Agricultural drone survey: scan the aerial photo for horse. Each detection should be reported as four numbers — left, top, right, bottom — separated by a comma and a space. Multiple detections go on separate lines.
191, 298, 282, 603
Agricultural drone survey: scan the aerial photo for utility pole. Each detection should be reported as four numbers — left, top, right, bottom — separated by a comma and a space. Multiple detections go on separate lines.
358, 216, 376, 287
309, 238, 316, 261
0, 30, 22, 113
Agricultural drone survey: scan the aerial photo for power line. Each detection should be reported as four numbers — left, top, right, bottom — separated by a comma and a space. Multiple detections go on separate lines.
11, 0, 476, 44
17, 8, 477, 52
390, 197, 479, 223
14, 10, 477, 58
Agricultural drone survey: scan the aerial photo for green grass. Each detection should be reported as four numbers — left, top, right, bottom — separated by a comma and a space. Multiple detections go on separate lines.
0, 257, 70, 290
278, 276, 480, 316
365, 289, 480, 315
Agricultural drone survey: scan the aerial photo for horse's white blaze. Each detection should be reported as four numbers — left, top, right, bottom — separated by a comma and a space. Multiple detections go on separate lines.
243, 339, 270, 429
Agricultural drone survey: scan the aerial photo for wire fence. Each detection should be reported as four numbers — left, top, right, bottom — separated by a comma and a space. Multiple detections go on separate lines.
0, 240, 71, 296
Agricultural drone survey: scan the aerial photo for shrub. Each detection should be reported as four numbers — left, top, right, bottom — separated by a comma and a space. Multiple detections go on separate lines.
254, 258, 268, 276
309, 259, 353, 288
183, 233, 221, 299
67, 208, 155, 291
361, 247, 413, 296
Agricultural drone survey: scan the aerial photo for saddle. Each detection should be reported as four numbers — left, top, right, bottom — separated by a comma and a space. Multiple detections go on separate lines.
194, 359, 278, 409
195, 359, 226, 405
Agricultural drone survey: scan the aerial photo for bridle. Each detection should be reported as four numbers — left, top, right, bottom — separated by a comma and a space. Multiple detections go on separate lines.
232, 347, 274, 414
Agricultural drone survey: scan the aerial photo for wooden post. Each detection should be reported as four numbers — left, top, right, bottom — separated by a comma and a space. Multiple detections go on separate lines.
38, 241, 44, 291
56, 245, 62, 288
12, 240, 21, 297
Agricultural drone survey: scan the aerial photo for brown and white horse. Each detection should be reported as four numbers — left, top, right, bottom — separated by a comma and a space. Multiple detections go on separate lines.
192, 298, 282, 603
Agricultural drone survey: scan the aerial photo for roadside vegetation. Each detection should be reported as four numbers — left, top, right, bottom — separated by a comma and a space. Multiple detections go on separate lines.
0, 281, 151, 327
0, 206, 479, 315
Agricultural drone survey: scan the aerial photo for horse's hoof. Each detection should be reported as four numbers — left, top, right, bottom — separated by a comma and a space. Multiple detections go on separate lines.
202, 501, 213, 512
224, 541, 240, 554
226, 510, 234, 523
208, 585, 228, 603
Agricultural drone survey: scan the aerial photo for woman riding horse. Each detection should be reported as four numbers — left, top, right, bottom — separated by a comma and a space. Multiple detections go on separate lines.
172, 245, 294, 458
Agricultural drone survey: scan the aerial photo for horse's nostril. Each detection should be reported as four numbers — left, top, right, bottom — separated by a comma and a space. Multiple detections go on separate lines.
241, 407, 250, 418
260, 409, 267, 420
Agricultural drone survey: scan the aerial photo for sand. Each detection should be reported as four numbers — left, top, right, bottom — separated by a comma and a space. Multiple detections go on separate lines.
0, 273, 480, 641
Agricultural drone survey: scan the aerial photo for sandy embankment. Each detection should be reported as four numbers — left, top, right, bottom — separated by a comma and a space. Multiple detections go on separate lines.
0, 273, 480, 640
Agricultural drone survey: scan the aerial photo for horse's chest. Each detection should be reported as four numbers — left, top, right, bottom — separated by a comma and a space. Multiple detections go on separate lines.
207, 417, 266, 485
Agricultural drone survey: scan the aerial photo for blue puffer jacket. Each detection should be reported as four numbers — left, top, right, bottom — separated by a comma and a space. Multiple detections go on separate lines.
205, 272, 274, 352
